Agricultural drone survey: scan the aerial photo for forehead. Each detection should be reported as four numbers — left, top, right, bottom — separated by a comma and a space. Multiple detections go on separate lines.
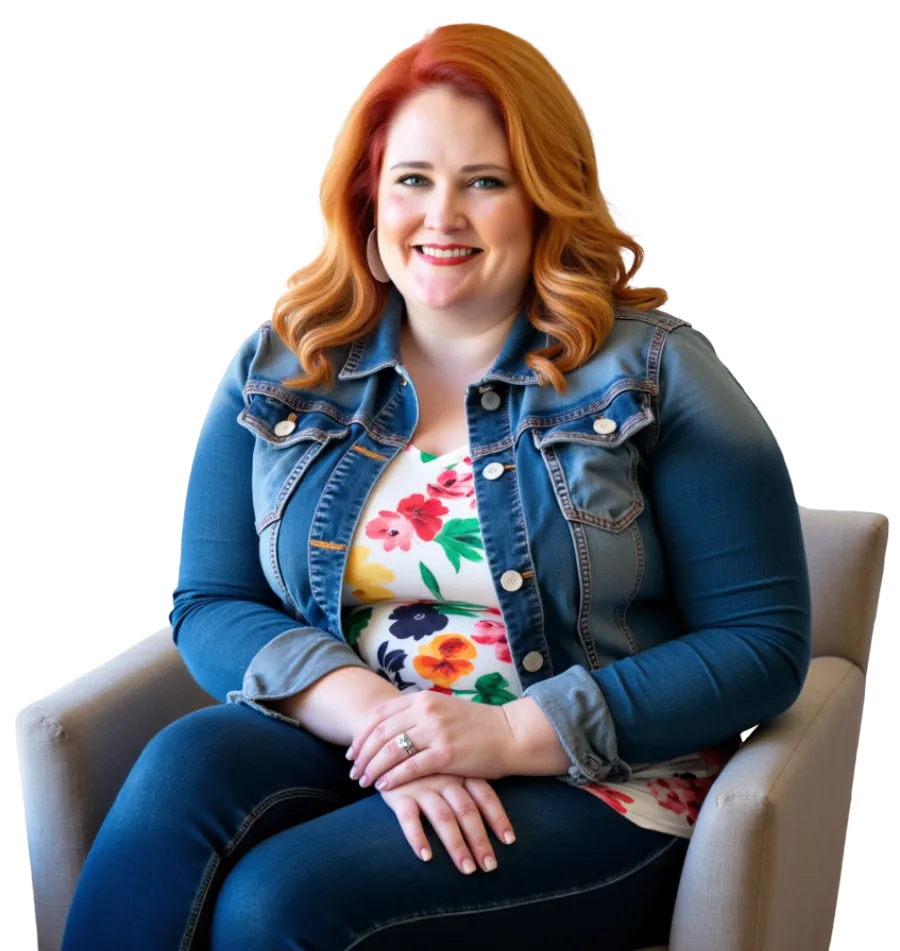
383, 87, 508, 159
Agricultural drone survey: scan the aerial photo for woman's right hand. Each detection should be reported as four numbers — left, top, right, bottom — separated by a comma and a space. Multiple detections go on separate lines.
379, 773, 515, 875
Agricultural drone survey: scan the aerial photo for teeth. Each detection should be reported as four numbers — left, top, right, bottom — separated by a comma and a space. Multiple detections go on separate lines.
419, 246, 477, 259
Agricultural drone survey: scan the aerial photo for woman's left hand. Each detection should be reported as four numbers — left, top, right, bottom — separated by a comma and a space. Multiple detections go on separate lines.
347, 690, 515, 792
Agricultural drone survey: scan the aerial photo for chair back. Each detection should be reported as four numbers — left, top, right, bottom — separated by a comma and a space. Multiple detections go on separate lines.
798, 506, 888, 672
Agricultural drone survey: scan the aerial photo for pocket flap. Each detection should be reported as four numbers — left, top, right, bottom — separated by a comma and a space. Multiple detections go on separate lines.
238, 391, 350, 449
530, 387, 655, 451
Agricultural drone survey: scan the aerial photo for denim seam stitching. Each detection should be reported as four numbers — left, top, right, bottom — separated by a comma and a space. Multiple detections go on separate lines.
614, 519, 643, 656
569, 517, 599, 669
341, 834, 683, 950
256, 442, 327, 533
179, 787, 345, 951
505, 399, 549, 674
268, 520, 302, 617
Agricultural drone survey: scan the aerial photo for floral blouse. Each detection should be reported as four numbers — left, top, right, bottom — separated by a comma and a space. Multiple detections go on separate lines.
341, 442, 738, 839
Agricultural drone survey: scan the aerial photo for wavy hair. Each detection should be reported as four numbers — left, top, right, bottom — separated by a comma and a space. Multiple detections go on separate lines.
272, 22, 667, 393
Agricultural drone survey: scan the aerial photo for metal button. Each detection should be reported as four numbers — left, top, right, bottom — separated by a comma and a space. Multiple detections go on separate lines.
500, 570, 523, 592
483, 462, 505, 481
523, 651, 544, 672
274, 418, 297, 436
593, 417, 617, 435
480, 390, 501, 411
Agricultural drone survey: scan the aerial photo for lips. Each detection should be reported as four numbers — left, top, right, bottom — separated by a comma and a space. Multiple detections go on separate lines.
413, 246, 483, 266
414, 245, 482, 252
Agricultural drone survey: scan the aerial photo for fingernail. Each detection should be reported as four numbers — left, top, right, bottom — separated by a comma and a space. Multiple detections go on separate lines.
483, 855, 497, 872
420, 848, 432, 862
358, 774, 369, 787
504, 831, 516, 845
375, 779, 387, 790
349, 767, 358, 780
345, 748, 355, 760
462, 858, 476, 875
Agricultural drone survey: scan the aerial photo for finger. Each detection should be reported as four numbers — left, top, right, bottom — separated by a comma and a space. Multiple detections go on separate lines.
442, 783, 498, 873
371, 745, 440, 791
464, 778, 517, 846
347, 695, 410, 761
418, 790, 480, 876
351, 713, 412, 782
386, 793, 435, 864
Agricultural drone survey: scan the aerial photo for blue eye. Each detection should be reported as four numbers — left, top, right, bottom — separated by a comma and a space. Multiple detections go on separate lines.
396, 174, 503, 189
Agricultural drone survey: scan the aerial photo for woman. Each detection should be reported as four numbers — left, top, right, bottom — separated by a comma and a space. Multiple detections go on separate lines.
61, 22, 811, 951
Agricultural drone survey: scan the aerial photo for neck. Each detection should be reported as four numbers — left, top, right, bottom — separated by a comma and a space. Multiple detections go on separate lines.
400, 301, 521, 382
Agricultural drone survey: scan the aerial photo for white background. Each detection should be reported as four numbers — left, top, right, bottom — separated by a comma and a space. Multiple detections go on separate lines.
3, 2, 896, 947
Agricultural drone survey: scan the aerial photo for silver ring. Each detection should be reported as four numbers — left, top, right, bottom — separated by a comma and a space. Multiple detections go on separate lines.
396, 732, 417, 757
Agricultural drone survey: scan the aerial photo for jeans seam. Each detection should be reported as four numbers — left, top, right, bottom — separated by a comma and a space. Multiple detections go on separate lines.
341, 834, 683, 950
178, 787, 344, 951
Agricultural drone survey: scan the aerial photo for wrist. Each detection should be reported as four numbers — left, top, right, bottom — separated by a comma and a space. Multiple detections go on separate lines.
350, 677, 404, 733
502, 697, 572, 777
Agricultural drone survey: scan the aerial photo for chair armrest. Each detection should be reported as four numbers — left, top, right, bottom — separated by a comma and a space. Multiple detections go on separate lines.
15, 626, 217, 951
669, 655, 865, 951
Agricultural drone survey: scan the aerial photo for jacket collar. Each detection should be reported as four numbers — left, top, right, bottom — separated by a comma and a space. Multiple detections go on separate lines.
337, 282, 550, 386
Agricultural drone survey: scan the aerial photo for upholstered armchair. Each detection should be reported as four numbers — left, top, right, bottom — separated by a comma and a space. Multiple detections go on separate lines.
16, 506, 888, 951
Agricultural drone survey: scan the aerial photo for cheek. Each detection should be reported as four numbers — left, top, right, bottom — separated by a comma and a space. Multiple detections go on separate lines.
484, 202, 533, 250
379, 193, 414, 230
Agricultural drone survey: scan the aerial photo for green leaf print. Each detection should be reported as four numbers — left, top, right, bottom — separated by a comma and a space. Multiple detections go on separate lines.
434, 517, 484, 573
419, 450, 460, 467
437, 605, 481, 618
345, 607, 373, 648
455, 672, 517, 705
417, 564, 488, 618
419, 561, 443, 600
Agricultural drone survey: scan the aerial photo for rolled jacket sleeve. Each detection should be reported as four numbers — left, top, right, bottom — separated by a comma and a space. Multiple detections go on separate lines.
523, 325, 812, 786
169, 328, 371, 728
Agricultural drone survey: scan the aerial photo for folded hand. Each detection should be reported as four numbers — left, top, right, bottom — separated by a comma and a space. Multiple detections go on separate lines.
347, 689, 514, 792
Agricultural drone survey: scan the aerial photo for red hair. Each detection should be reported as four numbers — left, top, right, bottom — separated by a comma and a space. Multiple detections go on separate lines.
272, 23, 667, 393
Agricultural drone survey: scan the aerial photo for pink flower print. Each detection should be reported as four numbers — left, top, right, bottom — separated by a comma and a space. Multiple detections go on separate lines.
426, 468, 475, 500
463, 455, 472, 466
583, 784, 634, 815
646, 775, 712, 827
472, 619, 512, 663
397, 494, 448, 542
365, 510, 415, 552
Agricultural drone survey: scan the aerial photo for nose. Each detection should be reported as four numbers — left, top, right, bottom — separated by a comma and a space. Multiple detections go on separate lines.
423, 184, 467, 232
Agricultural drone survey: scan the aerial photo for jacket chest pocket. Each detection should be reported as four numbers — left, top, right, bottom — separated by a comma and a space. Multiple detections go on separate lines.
237, 391, 350, 534
530, 387, 655, 533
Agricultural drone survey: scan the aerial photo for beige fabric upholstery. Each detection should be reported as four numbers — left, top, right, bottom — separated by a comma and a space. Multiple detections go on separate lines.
16, 506, 889, 951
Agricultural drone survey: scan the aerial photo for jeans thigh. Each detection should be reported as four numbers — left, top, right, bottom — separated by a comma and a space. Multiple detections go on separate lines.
211, 773, 689, 951
60, 703, 366, 951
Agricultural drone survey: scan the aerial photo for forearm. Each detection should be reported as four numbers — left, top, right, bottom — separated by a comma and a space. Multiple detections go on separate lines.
265, 665, 403, 747
502, 697, 571, 777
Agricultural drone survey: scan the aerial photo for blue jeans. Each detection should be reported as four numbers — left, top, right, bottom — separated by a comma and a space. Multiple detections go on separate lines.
60, 703, 688, 950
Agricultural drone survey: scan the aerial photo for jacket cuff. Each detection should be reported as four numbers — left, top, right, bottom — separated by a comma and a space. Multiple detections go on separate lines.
523, 664, 631, 784
225, 626, 372, 727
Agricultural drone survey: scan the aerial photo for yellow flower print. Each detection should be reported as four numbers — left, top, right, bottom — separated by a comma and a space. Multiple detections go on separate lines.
345, 545, 395, 602
413, 634, 477, 688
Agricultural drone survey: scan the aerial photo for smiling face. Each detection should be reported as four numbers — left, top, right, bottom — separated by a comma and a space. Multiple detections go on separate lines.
375, 85, 534, 324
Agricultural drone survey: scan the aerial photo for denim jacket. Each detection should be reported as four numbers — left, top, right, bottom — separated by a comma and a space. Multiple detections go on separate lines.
170, 282, 812, 787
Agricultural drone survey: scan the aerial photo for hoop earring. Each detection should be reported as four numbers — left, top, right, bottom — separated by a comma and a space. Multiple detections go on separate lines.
366, 227, 391, 283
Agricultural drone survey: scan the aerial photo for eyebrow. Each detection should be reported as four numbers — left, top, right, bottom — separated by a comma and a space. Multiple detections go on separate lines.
389, 161, 510, 173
